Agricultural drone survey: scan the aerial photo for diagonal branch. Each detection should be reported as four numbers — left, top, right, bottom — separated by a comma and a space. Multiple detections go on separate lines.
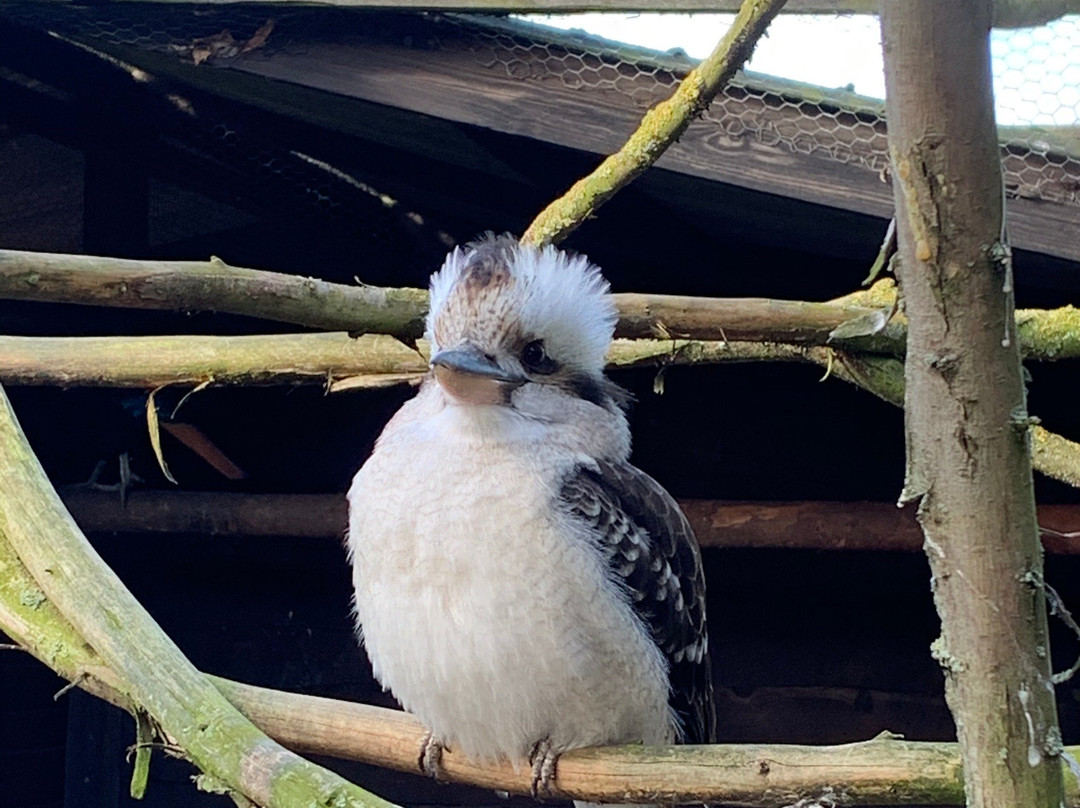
520, 0, 788, 246
0, 383, 399, 808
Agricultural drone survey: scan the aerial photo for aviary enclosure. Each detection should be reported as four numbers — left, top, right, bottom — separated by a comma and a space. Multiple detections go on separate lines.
1, 1, 1080, 807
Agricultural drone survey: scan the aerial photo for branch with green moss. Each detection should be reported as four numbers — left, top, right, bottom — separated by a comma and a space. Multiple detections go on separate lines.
0, 382, 401, 808
0, 248, 895, 348
0, 249, 431, 339
520, 0, 789, 246
4, 251, 1079, 360
0, 332, 427, 388
2, 331, 1076, 489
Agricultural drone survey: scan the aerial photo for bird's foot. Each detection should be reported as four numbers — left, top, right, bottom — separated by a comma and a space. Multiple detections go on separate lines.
529, 737, 559, 800
74, 454, 144, 507
418, 732, 446, 781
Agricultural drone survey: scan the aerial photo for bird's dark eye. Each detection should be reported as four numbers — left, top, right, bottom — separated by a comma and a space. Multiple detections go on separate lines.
521, 339, 558, 374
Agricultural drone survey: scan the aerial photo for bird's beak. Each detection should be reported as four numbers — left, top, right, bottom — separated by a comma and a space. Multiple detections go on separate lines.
430, 345, 524, 406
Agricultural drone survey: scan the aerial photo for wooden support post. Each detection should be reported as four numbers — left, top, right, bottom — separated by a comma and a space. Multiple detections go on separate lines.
881, 3, 1065, 805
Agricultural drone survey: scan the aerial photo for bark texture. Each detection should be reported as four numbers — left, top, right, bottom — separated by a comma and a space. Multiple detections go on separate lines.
882, 3, 1064, 805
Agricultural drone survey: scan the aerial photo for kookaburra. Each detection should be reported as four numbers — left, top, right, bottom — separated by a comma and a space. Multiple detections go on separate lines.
347, 234, 715, 798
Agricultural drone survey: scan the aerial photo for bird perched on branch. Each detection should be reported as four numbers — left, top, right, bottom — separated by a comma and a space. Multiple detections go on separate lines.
347, 234, 715, 800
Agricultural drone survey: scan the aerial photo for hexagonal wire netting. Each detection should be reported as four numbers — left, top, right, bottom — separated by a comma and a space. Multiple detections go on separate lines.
3, 5, 1078, 208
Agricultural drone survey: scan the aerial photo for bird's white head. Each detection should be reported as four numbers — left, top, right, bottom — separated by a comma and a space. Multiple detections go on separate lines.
425, 234, 621, 410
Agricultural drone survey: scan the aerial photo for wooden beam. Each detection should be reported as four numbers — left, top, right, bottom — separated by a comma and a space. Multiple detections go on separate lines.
58, 489, 1080, 554
21, 1, 1079, 27
192, 16, 1077, 261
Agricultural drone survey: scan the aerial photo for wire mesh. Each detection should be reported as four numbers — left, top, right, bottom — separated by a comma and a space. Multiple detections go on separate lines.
2, 5, 1078, 207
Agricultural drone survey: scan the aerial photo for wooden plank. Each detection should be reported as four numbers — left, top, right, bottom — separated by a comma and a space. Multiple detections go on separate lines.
22, 0, 1080, 26
211, 26, 1080, 261
59, 489, 1080, 554
0, 1, 882, 13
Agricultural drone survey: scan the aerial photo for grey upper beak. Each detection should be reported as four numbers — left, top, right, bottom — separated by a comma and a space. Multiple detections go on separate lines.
430, 345, 524, 385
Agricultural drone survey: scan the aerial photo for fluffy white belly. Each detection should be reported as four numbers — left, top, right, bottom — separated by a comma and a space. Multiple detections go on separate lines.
348, 419, 671, 761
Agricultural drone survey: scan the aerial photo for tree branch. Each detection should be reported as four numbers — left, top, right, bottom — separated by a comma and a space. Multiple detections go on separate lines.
883, 3, 1063, 803
0, 333, 427, 388
0, 383, 401, 808
0, 250, 430, 338
5, 251, 1079, 361
520, 0, 788, 246
0, 249, 895, 348
213, 677, 983, 807
2, 332, 1078, 487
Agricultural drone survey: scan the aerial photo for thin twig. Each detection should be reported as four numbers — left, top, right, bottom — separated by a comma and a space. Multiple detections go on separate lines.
54, 671, 88, 701
1046, 582, 1080, 685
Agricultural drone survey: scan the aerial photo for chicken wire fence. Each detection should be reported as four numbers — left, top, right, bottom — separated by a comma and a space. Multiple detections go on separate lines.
3, 4, 1079, 209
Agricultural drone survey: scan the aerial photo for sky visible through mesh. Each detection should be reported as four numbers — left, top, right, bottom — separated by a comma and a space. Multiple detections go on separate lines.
523, 13, 1080, 128
3, 4, 1076, 207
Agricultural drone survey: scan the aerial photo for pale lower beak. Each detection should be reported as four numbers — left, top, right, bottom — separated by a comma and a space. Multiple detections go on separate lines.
430, 346, 524, 406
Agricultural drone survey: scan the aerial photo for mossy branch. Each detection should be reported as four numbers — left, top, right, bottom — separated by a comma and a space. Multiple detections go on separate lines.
0, 248, 894, 348
4, 252, 1080, 360
0, 249, 430, 338
0, 333, 427, 388
0, 383, 400, 808
1, 331, 1077, 487
519, 0, 788, 246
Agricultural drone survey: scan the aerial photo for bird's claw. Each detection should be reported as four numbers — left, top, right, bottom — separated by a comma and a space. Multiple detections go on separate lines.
75, 454, 144, 507
418, 732, 446, 781
529, 737, 559, 800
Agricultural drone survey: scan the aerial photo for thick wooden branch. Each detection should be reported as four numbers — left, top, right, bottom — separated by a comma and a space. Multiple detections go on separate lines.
58, 488, 1080, 554
0, 332, 427, 387
520, 0, 787, 246
4, 251, 1079, 360
0, 249, 895, 348
883, 3, 1064, 804
213, 677, 981, 807
0, 384, 400, 808
0, 250, 431, 339
0, 334, 818, 387
2, 331, 1079, 487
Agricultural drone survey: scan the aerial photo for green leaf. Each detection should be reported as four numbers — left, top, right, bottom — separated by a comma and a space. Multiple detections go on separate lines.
130, 709, 153, 799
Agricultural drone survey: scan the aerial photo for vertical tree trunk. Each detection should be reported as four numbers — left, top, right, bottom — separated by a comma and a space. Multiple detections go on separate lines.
881, 3, 1065, 806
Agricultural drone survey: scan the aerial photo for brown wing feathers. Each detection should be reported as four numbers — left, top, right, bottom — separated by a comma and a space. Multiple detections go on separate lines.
559, 460, 716, 744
